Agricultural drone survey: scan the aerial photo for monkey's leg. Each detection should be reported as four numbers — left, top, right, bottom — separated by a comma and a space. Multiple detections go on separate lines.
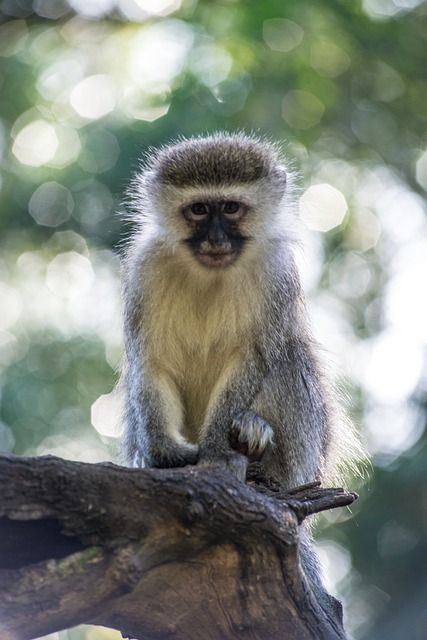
229, 411, 274, 462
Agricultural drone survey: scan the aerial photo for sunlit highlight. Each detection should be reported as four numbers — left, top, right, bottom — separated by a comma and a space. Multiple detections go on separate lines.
415, 149, 427, 191
46, 252, 95, 298
363, 331, 423, 404
0, 283, 22, 330
300, 184, 348, 232
317, 540, 352, 592
365, 402, 424, 465
70, 75, 117, 120
128, 22, 193, 92
68, 0, 115, 18
12, 120, 58, 167
120, 0, 182, 18
91, 391, 124, 437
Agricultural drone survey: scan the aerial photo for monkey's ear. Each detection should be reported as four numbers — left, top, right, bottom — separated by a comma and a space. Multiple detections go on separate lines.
271, 165, 287, 196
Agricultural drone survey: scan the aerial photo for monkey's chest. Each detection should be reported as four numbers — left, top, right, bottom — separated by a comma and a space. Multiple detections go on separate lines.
145, 276, 254, 440
171, 330, 240, 441
149, 307, 244, 441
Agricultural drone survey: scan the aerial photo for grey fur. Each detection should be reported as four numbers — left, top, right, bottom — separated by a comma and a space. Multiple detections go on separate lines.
120, 133, 358, 491
146, 133, 282, 187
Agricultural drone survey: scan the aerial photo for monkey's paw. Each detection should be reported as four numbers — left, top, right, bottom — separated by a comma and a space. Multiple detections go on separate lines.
145, 439, 199, 468
229, 411, 274, 462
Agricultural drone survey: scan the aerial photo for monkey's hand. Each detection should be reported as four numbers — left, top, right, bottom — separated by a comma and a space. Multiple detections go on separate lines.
143, 438, 199, 469
229, 411, 274, 463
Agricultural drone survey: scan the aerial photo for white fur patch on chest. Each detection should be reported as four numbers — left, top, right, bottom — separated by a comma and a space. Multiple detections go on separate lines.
142, 254, 260, 439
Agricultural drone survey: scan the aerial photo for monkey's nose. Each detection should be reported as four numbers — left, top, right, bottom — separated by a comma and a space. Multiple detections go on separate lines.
199, 239, 232, 253
207, 218, 228, 246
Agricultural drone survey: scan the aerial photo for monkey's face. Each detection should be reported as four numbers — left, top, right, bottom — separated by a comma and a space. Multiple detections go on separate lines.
132, 135, 293, 269
181, 198, 248, 268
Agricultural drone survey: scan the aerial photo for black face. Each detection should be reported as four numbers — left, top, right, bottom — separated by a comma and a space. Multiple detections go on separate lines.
182, 200, 248, 268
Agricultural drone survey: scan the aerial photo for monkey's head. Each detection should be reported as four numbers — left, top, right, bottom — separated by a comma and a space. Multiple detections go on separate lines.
131, 133, 292, 269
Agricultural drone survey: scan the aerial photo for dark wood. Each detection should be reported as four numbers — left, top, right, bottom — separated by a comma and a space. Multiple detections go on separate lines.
0, 454, 356, 640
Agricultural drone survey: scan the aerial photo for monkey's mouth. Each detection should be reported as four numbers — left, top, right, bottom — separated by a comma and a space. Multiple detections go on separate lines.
196, 251, 237, 267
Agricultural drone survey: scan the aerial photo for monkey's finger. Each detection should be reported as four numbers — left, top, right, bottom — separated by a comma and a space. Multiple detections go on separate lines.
229, 413, 274, 462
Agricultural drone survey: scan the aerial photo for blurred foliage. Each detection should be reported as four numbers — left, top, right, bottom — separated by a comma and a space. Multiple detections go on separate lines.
0, 1, 427, 639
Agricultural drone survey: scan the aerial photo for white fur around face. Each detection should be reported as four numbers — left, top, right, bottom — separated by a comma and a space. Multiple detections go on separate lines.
132, 173, 299, 249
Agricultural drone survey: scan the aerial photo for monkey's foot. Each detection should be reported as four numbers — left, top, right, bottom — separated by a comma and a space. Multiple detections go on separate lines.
229, 411, 274, 463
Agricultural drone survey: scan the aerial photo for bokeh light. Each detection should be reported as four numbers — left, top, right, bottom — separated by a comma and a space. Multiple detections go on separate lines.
263, 18, 304, 53
29, 182, 74, 227
70, 75, 117, 120
12, 120, 59, 166
300, 184, 348, 232
282, 90, 325, 129
1, 1, 426, 639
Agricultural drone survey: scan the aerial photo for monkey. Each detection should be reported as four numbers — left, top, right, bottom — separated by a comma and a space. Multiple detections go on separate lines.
120, 132, 359, 495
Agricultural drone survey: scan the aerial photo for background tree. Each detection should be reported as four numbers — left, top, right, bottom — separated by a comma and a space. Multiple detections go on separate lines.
0, 1, 426, 639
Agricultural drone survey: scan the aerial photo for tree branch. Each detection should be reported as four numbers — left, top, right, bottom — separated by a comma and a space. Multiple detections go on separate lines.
0, 454, 356, 640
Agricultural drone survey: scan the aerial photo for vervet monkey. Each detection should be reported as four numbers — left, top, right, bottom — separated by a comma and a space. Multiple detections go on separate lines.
121, 133, 357, 492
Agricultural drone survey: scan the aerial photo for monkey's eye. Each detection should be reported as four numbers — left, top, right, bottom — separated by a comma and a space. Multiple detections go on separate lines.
222, 201, 240, 215
190, 203, 209, 216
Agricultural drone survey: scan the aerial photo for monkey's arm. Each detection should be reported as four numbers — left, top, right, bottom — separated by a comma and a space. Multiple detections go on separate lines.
199, 338, 330, 489
199, 350, 273, 464
122, 362, 199, 467
121, 258, 199, 468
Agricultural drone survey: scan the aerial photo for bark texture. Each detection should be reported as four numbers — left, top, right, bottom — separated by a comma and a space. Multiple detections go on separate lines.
0, 454, 356, 640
